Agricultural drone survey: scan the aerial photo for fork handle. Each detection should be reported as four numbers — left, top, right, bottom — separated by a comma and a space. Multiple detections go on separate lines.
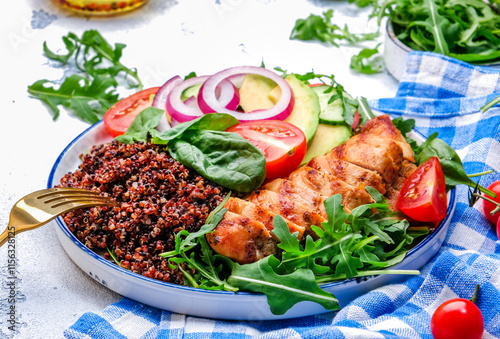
0, 223, 17, 248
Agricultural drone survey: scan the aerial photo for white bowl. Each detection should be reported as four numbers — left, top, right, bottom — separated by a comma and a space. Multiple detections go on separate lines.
384, 20, 500, 80
48, 120, 456, 320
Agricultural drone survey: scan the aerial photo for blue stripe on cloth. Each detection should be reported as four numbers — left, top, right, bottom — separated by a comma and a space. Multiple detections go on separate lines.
65, 51, 500, 339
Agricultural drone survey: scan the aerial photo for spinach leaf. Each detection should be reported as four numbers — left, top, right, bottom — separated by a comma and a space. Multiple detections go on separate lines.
417, 136, 494, 196
168, 130, 266, 193
115, 107, 164, 143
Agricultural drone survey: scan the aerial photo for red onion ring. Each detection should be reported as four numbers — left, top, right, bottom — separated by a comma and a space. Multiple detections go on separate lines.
167, 76, 210, 124
197, 66, 294, 122
152, 75, 183, 131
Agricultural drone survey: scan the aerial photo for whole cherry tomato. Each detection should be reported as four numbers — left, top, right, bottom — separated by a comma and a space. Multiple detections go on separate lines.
483, 180, 500, 225
496, 216, 500, 240
430, 290, 484, 339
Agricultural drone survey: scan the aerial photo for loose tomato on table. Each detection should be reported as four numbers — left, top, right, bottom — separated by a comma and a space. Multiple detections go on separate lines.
430, 287, 484, 339
103, 87, 160, 137
396, 156, 447, 223
226, 120, 307, 179
483, 181, 500, 225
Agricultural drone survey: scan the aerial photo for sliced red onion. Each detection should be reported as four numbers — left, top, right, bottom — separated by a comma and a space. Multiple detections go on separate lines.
152, 75, 182, 110
153, 76, 183, 131
167, 76, 210, 124
198, 66, 294, 122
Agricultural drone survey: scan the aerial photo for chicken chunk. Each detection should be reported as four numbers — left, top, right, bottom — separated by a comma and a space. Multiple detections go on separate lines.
206, 211, 276, 264
307, 155, 386, 194
359, 114, 415, 162
223, 197, 305, 239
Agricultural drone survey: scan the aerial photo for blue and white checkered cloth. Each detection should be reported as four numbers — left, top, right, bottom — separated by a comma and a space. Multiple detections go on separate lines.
64, 51, 500, 339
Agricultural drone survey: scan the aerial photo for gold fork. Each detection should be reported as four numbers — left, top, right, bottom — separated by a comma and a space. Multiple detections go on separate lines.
0, 187, 114, 247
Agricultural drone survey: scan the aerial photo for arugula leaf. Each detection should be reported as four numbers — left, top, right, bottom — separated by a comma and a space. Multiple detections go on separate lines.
391, 116, 420, 155
379, 0, 500, 63
350, 44, 384, 74
29, 30, 143, 123
290, 9, 379, 47
227, 256, 339, 315
27, 74, 119, 123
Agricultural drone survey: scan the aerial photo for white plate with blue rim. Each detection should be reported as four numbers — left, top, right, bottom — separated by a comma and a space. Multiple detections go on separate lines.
48, 119, 456, 321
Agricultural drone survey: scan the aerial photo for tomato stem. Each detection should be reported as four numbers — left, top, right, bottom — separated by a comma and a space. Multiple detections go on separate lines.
470, 284, 480, 304
472, 193, 500, 216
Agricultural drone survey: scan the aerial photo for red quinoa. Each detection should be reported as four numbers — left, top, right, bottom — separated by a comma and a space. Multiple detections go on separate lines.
58, 140, 228, 285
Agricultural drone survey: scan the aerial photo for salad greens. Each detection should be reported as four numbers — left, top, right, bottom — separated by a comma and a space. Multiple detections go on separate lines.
161, 191, 423, 315
28, 30, 142, 123
117, 110, 266, 193
379, 0, 500, 63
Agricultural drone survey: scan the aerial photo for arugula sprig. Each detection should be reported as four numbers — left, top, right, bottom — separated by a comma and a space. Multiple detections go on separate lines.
274, 69, 372, 128
290, 9, 379, 47
28, 30, 143, 123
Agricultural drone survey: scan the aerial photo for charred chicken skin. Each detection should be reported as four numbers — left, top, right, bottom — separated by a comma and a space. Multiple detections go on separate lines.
207, 115, 416, 264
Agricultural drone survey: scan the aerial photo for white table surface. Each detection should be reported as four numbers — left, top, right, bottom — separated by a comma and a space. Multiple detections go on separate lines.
0, 0, 399, 337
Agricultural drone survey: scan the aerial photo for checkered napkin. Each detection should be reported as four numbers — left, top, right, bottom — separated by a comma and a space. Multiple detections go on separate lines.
64, 51, 500, 339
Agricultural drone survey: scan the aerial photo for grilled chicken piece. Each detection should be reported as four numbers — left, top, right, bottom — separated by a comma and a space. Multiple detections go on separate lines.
359, 114, 415, 162
248, 189, 326, 231
263, 177, 327, 217
287, 166, 374, 212
330, 133, 403, 186
223, 197, 305, 239
308, 155, 386, 194
206, 211, 276, 264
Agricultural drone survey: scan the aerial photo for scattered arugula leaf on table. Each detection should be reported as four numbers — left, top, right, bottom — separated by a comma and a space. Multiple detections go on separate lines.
28, 30, 143, 123
350, 44, 383, 74
290, 9, 379, 47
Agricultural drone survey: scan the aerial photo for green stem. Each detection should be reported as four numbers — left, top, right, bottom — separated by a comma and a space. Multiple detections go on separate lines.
481, 94, 500, 113
178, 264, 199, 288
468, 170, 494, 178
316, 269, 420, 284
470, 284, 480, 304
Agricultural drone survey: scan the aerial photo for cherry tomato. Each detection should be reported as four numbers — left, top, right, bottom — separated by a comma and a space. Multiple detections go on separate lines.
103, 87, 160, 137
482, 181, 500, 225
430, 297, 484, 339
227, 120, 307, 179
496, 216, 500, 240
396, 156, 447, 222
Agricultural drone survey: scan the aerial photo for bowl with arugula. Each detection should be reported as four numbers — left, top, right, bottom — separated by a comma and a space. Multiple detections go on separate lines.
381, 0, 500, 80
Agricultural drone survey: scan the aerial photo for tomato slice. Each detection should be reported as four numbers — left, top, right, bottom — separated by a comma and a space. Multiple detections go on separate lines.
103, 87, 160, 137
396, 156, 447, 222
227, 120, 307, 179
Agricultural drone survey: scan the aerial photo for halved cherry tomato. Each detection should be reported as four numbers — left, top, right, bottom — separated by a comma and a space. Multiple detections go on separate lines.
483, 181, 500, 225
103, 87, 160, 137
396, 156, 447, 222
430, 297, 484, 339
226, 120, 307, 179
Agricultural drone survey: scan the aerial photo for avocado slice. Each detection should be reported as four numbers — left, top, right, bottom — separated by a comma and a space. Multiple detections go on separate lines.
269, 74, 320, 146
301, 124, 352, 165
